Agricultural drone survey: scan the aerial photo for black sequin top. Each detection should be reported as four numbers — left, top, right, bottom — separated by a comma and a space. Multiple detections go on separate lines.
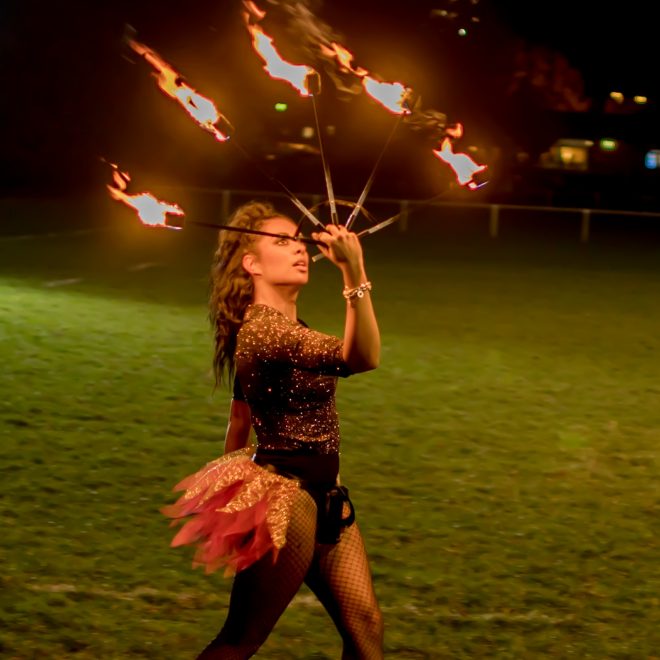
234, 304, 352, 456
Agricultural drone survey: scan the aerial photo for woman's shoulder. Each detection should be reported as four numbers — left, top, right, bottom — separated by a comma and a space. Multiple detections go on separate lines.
242, 303, 293, 327
236, 304, 348, 374
238, 304, 296, 344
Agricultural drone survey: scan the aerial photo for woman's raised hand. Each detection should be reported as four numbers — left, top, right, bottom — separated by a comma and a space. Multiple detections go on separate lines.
311, 224, 364, 273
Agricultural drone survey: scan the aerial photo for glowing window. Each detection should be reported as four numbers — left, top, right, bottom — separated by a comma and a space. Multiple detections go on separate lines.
600, 138, 618, 152
541, 139, 593, 170
645, 150, 660, 169
559, 146, 588, 167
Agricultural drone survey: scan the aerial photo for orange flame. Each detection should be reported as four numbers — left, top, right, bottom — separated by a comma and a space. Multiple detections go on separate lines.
362, 76, 411, 115
433, 138, 487, 190
247, 24, 317, 96
243, 0, 266, 21
325, 42, 368, 77
107, 165, 184, 228
323, 42, 410, 115
129, 39, 229, 142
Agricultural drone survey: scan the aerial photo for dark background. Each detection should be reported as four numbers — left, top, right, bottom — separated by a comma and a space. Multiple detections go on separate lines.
2, 0, 658, 207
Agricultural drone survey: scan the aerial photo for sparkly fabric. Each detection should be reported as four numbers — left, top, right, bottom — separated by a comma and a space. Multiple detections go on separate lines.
235, 304, 351, 455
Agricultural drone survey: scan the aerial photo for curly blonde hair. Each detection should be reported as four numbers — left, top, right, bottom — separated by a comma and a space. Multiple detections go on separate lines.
209, 200, 284, 386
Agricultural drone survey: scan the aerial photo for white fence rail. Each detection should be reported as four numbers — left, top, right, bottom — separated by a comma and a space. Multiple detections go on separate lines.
160, 186, 660, 243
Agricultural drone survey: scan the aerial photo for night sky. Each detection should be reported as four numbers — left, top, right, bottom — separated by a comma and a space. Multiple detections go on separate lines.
1, 0, 657, 195
494, 1, 658, 96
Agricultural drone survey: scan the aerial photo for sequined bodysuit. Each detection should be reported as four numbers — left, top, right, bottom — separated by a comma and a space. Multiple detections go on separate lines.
235, 304, 351, 461
164, 303, 366, 577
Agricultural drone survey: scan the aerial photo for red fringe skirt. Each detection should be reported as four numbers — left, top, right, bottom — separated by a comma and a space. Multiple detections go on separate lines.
162, 448, 300, 576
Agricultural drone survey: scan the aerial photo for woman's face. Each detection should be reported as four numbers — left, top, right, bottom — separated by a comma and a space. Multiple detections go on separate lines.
247, 217, 309, 287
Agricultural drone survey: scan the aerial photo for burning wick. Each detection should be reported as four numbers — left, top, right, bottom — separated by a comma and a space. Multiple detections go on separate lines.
326, 42, 411, 115
128, 37, 232, 142
105, 162, 325, 243
362, 77, 411, 115
246, 23, 317, 97
106, 163, 184, 228
433, 138, 487, 190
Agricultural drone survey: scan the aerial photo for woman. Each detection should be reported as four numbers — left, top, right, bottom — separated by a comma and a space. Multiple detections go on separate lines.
164, 201, 383, 659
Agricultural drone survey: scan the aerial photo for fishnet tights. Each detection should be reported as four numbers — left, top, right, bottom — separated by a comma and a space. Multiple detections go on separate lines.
197, 490, 383, 659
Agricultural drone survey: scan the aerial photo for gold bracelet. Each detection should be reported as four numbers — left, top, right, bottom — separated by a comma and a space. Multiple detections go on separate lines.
342, 281, 372, 300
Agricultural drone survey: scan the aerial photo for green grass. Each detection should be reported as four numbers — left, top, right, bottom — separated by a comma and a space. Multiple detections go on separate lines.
2, 200, 660, 658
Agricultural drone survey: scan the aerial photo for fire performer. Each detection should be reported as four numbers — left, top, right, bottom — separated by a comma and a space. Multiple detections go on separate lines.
163, 201, 384, 659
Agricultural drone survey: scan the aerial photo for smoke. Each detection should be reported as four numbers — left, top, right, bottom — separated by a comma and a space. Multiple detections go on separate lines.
244, 0, 362, 97
245, 0, 457, 142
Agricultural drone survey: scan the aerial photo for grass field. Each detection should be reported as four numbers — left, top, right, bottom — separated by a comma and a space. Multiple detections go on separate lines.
2, 197, 660, 658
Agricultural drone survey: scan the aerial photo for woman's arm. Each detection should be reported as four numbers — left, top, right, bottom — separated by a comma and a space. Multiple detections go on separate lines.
312, 225, 380, 373
223, 399, 252, 454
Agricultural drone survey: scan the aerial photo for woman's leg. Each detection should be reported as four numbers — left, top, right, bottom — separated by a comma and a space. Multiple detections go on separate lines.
197, 489, 317, 660
304, 522, 384, 660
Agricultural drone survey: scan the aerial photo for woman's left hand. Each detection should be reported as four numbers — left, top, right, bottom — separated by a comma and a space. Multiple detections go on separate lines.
312, 224, 364, 273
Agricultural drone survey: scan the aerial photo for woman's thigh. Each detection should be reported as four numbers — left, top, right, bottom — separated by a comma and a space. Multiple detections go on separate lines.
220, 489, 318, 643
305, 522, 382, 639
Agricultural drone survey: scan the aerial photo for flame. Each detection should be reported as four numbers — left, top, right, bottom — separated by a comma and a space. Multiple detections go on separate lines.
326, 42, 368, 77
129, 39, 229, 142
362, 76, 410, 115
243, 0, 266, 21
107, 165, 184, 227
247, 24, 316, 96
323, 42, 411, 115
446, 123, 464, 139
433, 138, 487, 190
240, 1, 485, 192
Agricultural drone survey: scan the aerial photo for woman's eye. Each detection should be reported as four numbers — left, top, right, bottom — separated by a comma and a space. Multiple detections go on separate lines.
277, 238, 289, 245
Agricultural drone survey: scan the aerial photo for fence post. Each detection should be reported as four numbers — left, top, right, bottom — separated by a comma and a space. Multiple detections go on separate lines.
489, 204, 500, 238
580, 209, 591, 243
399, 200, 409, 232
221, 189, 231, 221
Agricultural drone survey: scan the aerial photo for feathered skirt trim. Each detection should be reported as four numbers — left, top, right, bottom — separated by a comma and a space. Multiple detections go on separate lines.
162, 448, 300, 576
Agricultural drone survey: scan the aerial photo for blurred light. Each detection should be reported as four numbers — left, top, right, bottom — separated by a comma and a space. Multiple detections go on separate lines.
471, 16, 480, 22
274, 102, 288, 112
645, 149, 660, 169
541, 139, 592, 171
458, 28, 467, 36
558, 146, 587, 167
326, 125, 336, 136
609, 91, 624, 104
301, 126, 314, 139
600, 138, 618, 152
634, 95, 648, 105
